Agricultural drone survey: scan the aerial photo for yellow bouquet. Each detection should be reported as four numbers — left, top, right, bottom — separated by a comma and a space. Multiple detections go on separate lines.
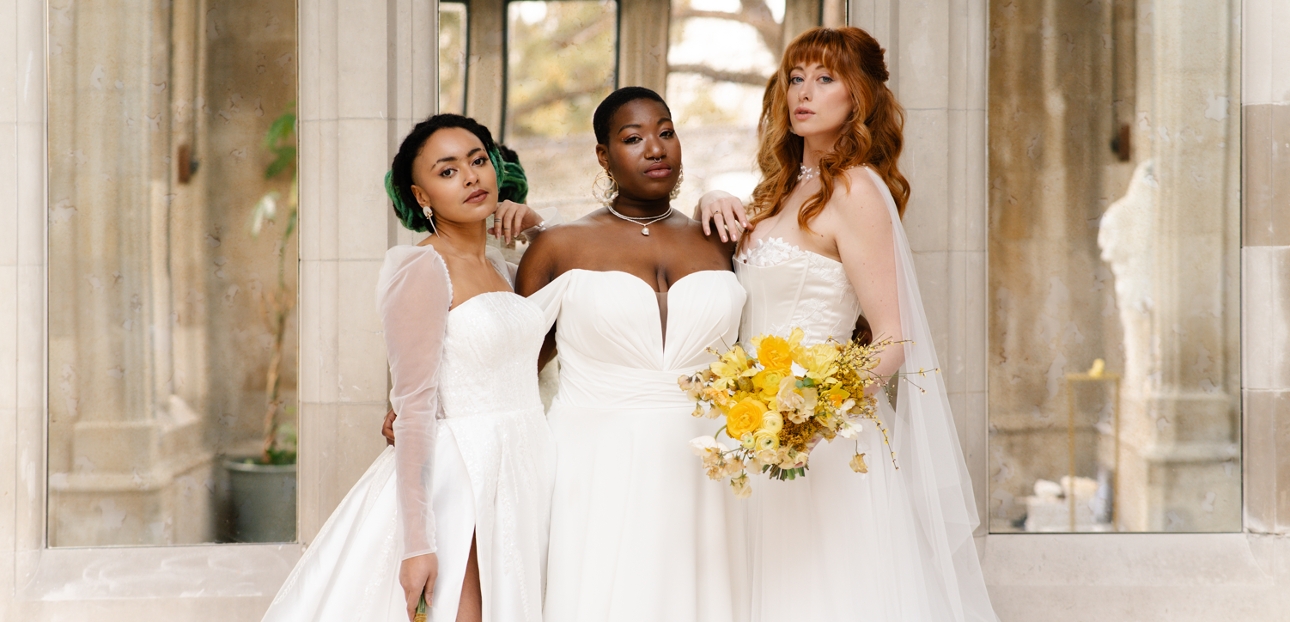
679, 328, 897, 498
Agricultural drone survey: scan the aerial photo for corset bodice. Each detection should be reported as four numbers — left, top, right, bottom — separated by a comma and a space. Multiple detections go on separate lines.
735, 237, 863, 346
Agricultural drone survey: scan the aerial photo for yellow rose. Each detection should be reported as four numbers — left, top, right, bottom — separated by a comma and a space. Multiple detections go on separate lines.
725, 397, 768, 441
759, 410, 784, 435
752, 368, 789, 400
753, 430, 780, 452
753, 335, 795, 372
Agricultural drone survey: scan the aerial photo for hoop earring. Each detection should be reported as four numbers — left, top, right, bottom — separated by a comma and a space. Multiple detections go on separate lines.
669, 166, 684, 201
592, 169, 618, 207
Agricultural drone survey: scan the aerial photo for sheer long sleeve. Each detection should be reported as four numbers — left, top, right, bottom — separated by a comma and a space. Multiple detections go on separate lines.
377, 246, 453, 560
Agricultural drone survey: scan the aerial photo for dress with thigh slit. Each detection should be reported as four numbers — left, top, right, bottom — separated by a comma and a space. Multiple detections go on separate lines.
261, 245, 556, 622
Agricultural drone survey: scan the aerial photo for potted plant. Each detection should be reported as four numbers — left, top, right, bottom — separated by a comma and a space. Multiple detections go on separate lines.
222, 105, 299, 543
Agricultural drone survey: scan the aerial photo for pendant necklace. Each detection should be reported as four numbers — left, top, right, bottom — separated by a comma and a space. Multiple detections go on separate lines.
606, 204, 674, 236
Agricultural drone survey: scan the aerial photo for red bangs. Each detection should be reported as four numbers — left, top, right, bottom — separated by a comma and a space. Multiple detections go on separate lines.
781, 29, 844, 75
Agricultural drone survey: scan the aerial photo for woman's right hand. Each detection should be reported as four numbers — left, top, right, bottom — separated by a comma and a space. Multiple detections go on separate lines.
695, 190, 751, 243
383, 408, 397, 446
399, 553, 438, 621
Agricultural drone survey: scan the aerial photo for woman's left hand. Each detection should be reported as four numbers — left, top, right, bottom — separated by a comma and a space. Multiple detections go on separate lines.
490, 200, 543, 245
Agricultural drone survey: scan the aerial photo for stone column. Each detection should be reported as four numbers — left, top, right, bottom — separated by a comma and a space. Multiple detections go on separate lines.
618, 0, 670, 93
46, 0, 215, 547
1115, 0, 1241, 532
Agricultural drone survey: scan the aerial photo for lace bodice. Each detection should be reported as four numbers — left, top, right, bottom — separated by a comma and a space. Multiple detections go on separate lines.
438, 292, 545, 417
735, 237, 863, 345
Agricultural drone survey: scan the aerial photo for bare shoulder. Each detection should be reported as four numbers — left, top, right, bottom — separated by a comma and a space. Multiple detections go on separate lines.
525, 214, 598, 255
825, 166, 893, 228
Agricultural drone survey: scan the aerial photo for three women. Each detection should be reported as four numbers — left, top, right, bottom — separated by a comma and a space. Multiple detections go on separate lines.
273, 24, 997, 622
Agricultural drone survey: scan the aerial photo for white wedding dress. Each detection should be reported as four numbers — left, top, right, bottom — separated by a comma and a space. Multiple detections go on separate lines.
528, 269, 749, 622
735, 167, 998, 621
262, 246, 555, 622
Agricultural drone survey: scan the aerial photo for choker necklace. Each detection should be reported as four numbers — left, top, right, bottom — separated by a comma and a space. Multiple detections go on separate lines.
798, 163, 819, 183
606, 204, 673, 236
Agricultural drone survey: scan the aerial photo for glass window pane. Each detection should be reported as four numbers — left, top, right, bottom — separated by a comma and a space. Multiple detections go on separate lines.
47, 0, 299, 546
986, 0, 1241, 533
439, 2, 469, 115
505, 0, 618, 221
666, 0, 786, 211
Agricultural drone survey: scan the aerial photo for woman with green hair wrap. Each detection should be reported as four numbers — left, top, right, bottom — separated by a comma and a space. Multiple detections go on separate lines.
384, 114, 539, 241
262, 113, 556, 622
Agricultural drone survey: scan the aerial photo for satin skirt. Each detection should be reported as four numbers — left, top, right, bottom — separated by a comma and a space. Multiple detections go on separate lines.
541, 399, 748, 622
261, 408, 554, 622
748, 399, 953, 621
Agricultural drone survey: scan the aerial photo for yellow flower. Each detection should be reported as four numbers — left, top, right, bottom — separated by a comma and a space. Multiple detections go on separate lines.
753, 430, 780, 452
759, 411, 784, 435
795, 343, 840, 380
710, 345, 753, 391
825, 387, 852, 409
725, 397, 768, 441
752, 368, 789, 400
850, 453, 869, 473
752, 330, 801, 372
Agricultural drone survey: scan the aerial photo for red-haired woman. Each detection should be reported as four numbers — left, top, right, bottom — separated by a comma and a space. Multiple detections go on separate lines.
699, 27, 999, 621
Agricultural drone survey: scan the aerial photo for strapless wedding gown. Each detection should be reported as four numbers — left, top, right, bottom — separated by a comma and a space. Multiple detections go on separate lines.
262, 247, 555, 622
735, 167, 998, 621
528, 269, 749, 622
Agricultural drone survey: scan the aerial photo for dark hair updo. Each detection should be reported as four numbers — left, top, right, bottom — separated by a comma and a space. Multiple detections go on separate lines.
591, 86, 672, 146
387, 113, 529, 232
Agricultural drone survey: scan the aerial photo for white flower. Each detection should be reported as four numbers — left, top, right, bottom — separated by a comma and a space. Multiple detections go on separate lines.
730, 474, 752, 499
689, 436, 725, 456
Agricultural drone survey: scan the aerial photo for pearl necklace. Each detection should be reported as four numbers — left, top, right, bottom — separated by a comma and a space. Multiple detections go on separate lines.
606, 204, 674, 236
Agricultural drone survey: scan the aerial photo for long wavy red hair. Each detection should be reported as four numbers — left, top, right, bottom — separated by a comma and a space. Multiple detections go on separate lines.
748, 27, 910, 236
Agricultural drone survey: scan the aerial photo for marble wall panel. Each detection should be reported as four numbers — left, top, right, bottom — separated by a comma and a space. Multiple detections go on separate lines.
296, 401, 336, 541
847, 0, 894, 48
1256, 0, 1290, 104
306, 119, 342, 262
912, 250, 951, 367
297, 259, 339, 404
337, 119, 392, 261
0, 124, 15, 269
1243, 247, 1290, 391
331, 402, 388, 503
902, 108, 950, 252
336, 0, 389, 120
15, 121, 43, 270
1243, 105, 1290, 247
335, 259, 386, 403
15, 0, 43, 125
0, 0, 14, 124
895, 0, 949, 110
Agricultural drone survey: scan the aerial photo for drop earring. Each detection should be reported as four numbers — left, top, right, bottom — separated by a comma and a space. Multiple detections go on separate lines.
421, 204, 437, 234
